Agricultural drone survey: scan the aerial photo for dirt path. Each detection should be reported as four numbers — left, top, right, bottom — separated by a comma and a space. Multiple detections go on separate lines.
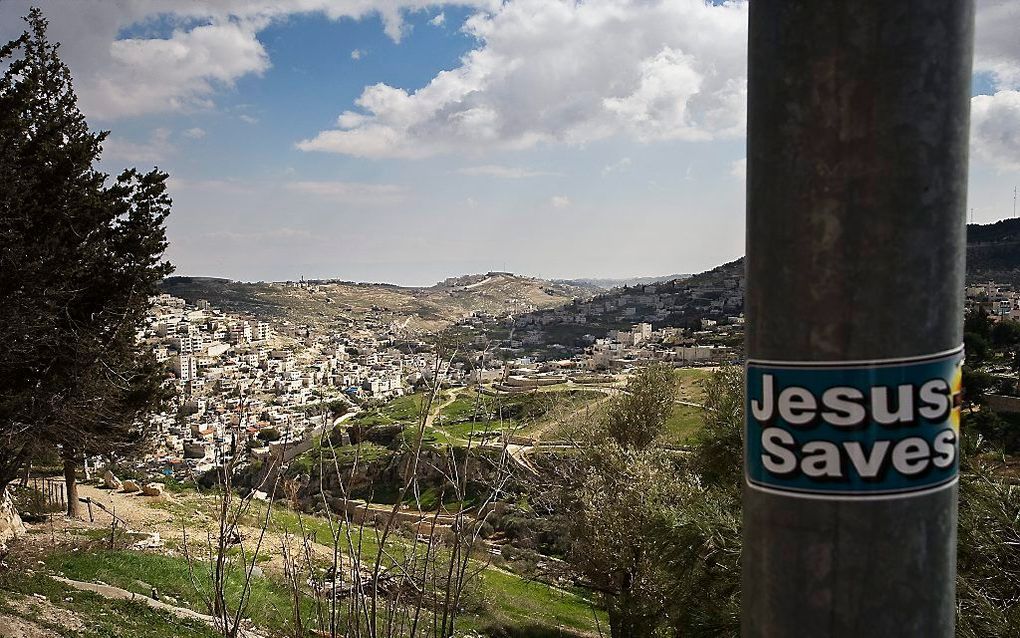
74, 483, 176, 535
425, 388, 462, 429
67, 483, 336, 577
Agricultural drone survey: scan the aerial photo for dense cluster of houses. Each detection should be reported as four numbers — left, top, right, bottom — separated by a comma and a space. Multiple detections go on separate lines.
507, 266, 745, 351
134, 270, 747, 479
585, 320, 739, 369
138, 294, 449, 477
966, 281, 1020, 319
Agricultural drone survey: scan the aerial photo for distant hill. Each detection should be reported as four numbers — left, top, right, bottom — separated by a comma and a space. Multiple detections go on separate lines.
162, 217, 1020, 338
494, 216, 1020, 352
967, 218, 1020, 285
495, 258, 745, 351
553, 274, 692, 290
159, 272, 596, 333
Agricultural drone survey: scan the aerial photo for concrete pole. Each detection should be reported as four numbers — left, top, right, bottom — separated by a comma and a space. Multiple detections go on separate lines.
744, 2, 973, 636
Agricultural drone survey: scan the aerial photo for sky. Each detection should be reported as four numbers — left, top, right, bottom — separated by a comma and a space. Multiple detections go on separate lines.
1, 1, 1019, 286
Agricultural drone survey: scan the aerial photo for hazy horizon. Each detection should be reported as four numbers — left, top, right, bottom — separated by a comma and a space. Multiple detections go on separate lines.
163, 266, 715, 289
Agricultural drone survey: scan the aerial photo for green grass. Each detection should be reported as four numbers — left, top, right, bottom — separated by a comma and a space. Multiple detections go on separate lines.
36, 539, 603, 636
323, 440, 391, 463
674, 367, 711, 403
664, 403, 705, 443
43, 549, 311, 636
436, 421, 503, 441
440, 396, 483, 422
515, 390, 608, 439
142, 489, 603, 636
262, 498, 603, 635
476, 568, 605, 635
348, 393, 427, 429
0, 570, 221, 638
380, 393, 426, 421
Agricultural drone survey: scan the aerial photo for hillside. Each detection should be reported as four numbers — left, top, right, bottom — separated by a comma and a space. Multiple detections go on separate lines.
495, 214, 1020, 353
497, 258, 745, 351
967, 218, 1020, 285
554, 273, 692, 290
2, 479, 603, 638
160, 272, 598, 333
160, 216, 1020, 339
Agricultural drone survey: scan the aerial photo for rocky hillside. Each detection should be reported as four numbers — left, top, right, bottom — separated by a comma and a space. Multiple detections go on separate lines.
160, 272, 598, 333
495, 258, 745, 351
967, 218, 1020, 285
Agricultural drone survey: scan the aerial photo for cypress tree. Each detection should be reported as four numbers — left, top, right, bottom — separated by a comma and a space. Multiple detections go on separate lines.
0, 8, 174, 515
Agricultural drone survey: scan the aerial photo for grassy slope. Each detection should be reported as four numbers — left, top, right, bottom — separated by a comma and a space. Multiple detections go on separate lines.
42, 549, 315, 637
130, 488, 602, 636
0, 569, 221, 638
665, 368, 711, 443
29, 534, 601, 637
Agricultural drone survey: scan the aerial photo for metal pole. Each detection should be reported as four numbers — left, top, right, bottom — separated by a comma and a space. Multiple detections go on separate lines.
744, 2, 973, 637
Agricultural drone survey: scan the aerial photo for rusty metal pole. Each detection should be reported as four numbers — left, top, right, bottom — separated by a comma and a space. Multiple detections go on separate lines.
744, 1, 974, 636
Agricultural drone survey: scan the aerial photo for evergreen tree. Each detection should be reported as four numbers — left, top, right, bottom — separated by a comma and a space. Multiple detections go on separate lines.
0, 8, 173, 514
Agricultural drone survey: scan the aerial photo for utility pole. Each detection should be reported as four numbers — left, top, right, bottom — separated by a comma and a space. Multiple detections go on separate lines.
744, 2, 973, 637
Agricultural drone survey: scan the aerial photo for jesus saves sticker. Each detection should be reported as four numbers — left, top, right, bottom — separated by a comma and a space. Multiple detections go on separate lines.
744, 347, 964, 499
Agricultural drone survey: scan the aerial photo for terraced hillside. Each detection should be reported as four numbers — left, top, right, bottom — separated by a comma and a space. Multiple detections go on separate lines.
160, 272, 599, 333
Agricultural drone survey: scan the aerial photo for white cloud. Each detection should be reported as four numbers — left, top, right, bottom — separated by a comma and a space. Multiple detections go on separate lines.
457, 164, 554, 178
350, 49, 363, 60
972, 91, 1020, 172
298, 0, 749, 158
0, 1, 494, 120
971, 1, 1020, 171
729, 157, 746, 180
8, 0, 1018, 175
550, 195, 570, 208
976, 0, 1020, 90
102, 127, 174, 164
82, 21, 271, 119
602, 157, 632, 176
285, 180, 407, 204
239, 114, 259, 124
183, 127, 206, 139
429, 12, 446, 27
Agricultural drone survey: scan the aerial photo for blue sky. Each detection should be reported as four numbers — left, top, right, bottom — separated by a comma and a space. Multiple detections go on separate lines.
2, 1, 1019, 285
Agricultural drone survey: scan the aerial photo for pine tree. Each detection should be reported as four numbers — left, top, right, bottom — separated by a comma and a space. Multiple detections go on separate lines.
0, 8, 174, 515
